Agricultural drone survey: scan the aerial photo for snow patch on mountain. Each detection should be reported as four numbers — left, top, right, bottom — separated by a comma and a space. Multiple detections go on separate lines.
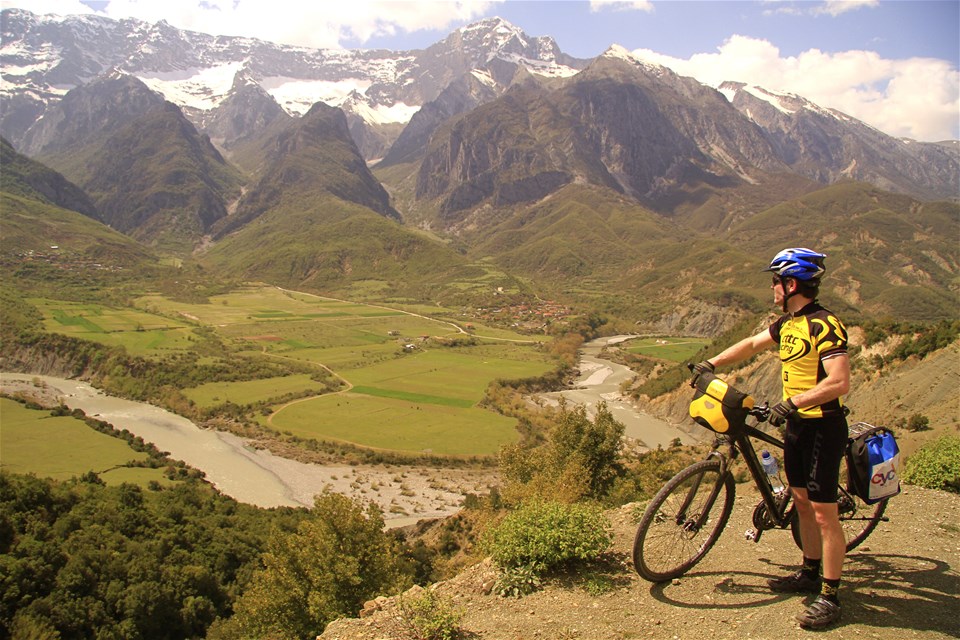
346, 97, 420, 125
500, 53, 579, 78
603, 45, 666, 76
470, 69, 497, 89
741, 85, 797, 114
138, 63, 243, 111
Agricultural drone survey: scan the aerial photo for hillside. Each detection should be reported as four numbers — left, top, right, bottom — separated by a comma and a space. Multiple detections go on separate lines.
321, 484, 960, 639
24, 75, 244, 254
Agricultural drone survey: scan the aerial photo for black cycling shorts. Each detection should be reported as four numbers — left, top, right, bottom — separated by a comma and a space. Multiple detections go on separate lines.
783, 414, 848, 503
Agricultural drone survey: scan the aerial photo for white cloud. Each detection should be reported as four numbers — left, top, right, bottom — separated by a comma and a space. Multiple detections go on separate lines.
0, 0, 503, 49
814, 0, 880, 17
634, 35, 960, 141
589, 0, 654, 13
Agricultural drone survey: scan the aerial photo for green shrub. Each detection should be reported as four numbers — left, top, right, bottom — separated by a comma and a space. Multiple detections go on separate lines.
493, 563, 543, 598
397, 589, 464, 640
482, 500, 612, 573
902, 435, 960, 493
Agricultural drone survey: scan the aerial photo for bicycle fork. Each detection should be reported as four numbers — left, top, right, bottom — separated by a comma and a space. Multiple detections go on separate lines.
676, 452, 730, 534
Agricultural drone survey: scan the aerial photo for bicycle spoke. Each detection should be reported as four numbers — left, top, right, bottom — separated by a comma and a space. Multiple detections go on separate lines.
634, 459, 734, 582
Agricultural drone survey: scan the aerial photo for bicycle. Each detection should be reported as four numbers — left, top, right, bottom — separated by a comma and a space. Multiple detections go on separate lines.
632, 368, 890, 582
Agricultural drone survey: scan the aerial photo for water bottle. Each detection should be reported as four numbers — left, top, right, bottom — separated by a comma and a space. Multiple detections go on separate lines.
761, 450, 785, 494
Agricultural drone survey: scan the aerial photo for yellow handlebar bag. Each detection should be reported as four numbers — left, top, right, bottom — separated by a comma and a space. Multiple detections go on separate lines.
689, 371, 754, 434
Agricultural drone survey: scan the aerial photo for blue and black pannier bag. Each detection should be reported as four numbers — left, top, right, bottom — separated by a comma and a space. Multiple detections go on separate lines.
846, 425, 901, 504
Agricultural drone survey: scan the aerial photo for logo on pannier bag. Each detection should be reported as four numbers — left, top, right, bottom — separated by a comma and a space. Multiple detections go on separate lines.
872, 468, 898, 488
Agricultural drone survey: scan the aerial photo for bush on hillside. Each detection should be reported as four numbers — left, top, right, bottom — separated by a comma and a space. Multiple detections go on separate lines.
902, 435, 960, 493
212, 492, 413, 639
397, 589, 464, 640
498, 401, 624, 504
482, 500, 612, 577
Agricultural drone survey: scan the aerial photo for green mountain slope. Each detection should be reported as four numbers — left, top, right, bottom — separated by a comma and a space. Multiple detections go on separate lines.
0, 192, 154, 266
1, 137, 99, 219
726, 182, 959, 321
450, 180, 958, 325
31, 76, 244, 255
213, 103, 397, 239
202, 193, 488, 302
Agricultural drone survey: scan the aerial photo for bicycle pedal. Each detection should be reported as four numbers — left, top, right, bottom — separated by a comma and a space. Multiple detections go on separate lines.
744, 528, 759, 542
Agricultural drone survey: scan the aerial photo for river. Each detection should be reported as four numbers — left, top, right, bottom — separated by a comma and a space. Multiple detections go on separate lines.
0, 373, 482, 526
538, 336, 703, 450
2, 341, 696, 515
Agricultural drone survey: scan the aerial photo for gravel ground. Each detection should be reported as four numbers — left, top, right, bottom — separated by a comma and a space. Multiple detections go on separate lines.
321, 484, 960, 640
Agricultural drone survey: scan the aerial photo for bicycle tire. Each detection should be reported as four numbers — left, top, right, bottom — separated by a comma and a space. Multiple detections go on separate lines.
633, 458, 735, 582
789, 453, 888, 551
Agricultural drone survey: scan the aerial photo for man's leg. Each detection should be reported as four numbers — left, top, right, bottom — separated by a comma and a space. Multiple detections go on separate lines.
768, 487, 822, 593
794, 498, 845, 629
811, 501, 844, 581
792, 487, 821, 558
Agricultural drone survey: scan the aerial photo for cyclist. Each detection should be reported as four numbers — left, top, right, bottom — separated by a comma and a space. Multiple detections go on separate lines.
694, 247, 850, 629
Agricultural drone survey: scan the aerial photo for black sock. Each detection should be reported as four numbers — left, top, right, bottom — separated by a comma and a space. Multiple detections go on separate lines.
801, 556, 821, 580
821, 578, 841, 604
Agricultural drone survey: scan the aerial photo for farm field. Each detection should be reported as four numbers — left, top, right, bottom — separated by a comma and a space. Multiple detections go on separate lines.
0, 398, 170, 486
182, 374, 327, 408
624, 336, 709, 362
267, 393, 520, 455
29, 298, 195, 357
136, 284, 557, 455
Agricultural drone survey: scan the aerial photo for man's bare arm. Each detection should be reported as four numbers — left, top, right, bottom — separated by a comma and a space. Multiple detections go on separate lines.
789, 354, 850, 409
706, 330, 776, 369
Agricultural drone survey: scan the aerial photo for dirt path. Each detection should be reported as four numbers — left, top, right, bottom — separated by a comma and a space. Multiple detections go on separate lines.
322, 484, 960, 639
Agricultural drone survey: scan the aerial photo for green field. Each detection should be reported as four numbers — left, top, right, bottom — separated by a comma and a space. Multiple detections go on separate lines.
625, 337, 709, 362
268, 393, 520, 455
52, 284, 560, 457
183, 374, 328, 408
30, 298, 195, 356
347, 348, 547, 403
0, 398, 170, 486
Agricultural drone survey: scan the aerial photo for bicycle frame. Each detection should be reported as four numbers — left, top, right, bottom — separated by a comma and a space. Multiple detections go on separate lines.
707, 418, 795, 538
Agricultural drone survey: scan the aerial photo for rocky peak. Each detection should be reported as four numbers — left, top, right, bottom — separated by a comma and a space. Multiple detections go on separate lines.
718, 80, 960, 199
449, 17, 538, 60
20, 74, 167, 157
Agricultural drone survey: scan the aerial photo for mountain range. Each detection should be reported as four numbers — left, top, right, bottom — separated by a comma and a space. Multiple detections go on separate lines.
1, 8, 957, 325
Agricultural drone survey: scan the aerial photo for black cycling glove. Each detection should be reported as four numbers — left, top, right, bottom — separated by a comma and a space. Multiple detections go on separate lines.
768, 398, 798, 427
692, 361, 715, 376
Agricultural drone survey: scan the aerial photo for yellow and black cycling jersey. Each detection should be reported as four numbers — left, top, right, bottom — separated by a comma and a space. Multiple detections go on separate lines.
768, 301, 848, 418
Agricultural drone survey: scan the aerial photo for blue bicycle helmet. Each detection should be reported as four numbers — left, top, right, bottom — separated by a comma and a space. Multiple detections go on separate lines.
765, 248, 826, 281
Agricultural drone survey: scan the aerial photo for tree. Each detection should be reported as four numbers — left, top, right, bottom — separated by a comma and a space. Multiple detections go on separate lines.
499, 401, 625, 504
214, 492, 413, 639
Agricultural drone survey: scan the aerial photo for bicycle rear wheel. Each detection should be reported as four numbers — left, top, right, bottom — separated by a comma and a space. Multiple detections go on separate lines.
633, 459, 735, 582
789, 454, 888, 552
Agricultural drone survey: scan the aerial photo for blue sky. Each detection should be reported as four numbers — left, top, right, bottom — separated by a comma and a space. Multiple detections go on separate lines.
358, 1, 960, 64
4, 0, 958, 141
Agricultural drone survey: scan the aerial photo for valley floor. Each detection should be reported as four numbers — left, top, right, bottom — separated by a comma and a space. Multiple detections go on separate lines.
0, 373, 496, 526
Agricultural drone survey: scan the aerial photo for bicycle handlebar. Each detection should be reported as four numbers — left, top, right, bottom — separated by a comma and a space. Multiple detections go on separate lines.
749, 403, 771, 422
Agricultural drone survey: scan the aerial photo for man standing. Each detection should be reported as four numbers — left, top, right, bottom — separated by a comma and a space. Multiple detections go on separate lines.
695, 248, 850, 629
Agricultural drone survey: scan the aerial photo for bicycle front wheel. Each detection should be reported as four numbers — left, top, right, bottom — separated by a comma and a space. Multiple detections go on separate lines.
633, 459, 735, 582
